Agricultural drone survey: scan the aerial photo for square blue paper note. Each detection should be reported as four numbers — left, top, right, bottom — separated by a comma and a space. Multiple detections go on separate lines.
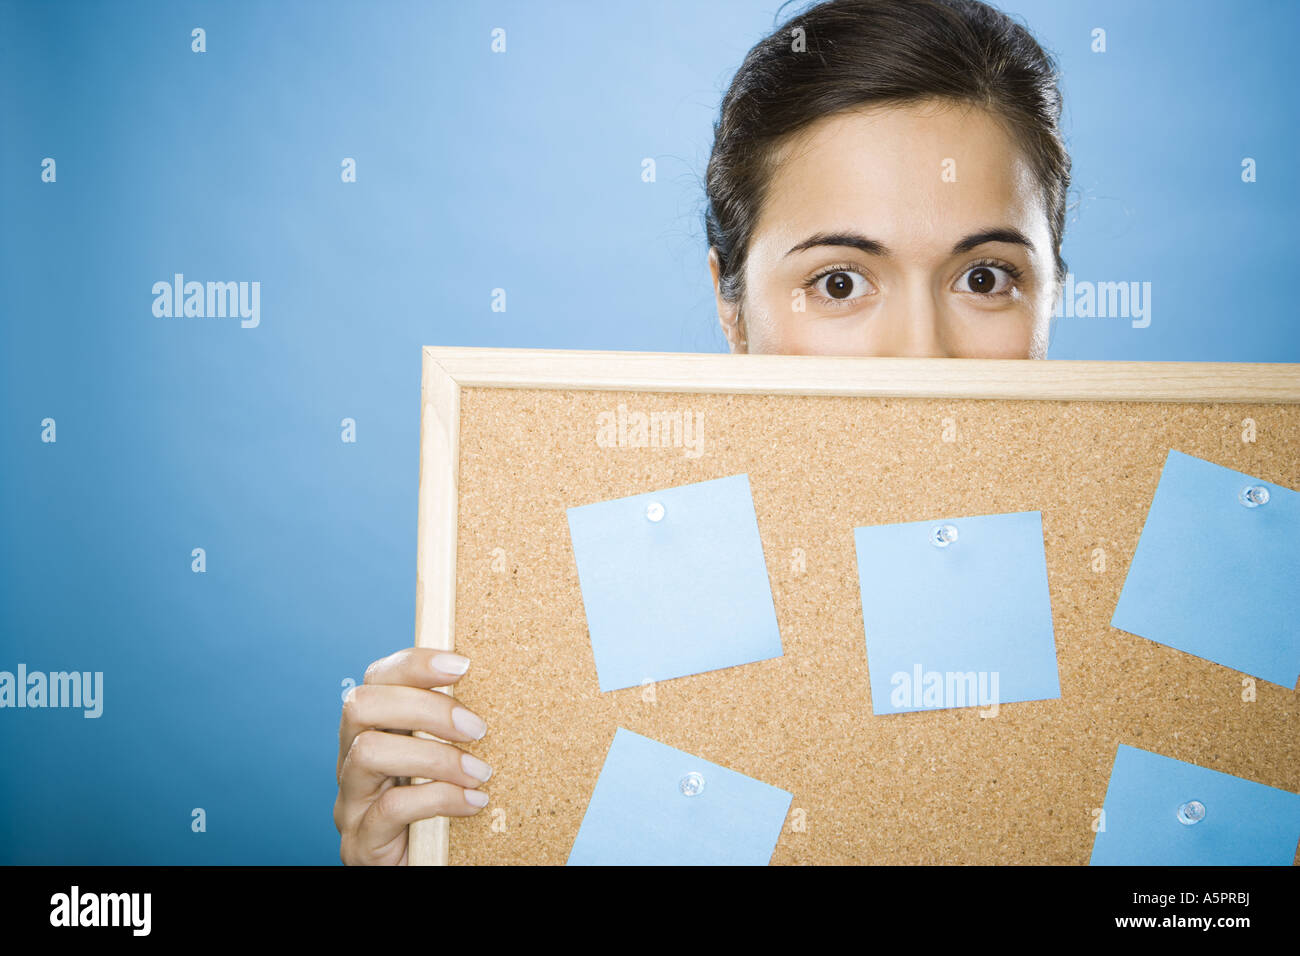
566, 473, 783, 692
1091, 744, 1300, 865
567, 727, 793, 865
854, 510, 1060, 715
1111, 449, 1300, 688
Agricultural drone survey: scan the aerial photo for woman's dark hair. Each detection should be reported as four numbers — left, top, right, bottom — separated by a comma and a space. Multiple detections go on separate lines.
705, 0, 1071, 307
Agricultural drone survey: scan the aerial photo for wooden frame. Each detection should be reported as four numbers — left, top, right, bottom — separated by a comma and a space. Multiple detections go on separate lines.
409, 346, 1300, 866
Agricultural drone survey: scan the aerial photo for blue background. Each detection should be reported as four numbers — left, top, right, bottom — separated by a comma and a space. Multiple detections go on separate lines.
1, 0, 1296, 863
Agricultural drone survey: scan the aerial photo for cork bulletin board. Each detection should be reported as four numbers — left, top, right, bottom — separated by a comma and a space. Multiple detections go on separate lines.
409, 347, 1300, 866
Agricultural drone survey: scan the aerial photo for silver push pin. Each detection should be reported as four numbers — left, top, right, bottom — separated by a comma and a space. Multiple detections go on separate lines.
646, 501, 665, 522
680, 772, 705, 797
1176, 800, 1206, 825
931, 523, 959, 548
1239, 485, 1270, 508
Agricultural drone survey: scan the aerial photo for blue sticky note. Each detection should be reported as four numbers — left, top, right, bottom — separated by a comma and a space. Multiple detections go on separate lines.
566, 473, 783, 692
1111, 449, 1300, 688
567, 727, 793, 865
1091, 744, 1300, 865
854, 510, 1060, 714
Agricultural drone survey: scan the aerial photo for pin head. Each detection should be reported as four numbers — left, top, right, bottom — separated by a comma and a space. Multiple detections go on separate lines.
1239, 485, 1270, 508
1176, 800, 1206, 825
680, 772, 705, 796
646, 501, 665, 522
931, 523, 958, 548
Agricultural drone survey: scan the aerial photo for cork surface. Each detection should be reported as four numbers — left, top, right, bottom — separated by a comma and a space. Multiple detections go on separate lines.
445, 388, 1300, 865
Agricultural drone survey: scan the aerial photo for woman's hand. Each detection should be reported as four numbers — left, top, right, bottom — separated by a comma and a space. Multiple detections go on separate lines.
335, 647, 491, 865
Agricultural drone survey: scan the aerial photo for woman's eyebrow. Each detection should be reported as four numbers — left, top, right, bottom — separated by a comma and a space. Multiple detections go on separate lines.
785, 227, 1034, 258
785, 232, 887, 257
951, 227, 1034, 255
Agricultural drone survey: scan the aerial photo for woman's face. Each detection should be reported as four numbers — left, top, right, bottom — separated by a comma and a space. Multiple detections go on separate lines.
710, 99, 1058, 358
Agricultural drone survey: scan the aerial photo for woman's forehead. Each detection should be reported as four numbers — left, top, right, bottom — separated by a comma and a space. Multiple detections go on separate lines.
752, 101, 1048, 260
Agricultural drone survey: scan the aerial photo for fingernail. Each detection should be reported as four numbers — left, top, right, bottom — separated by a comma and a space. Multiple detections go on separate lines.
452, 706, 487, 740
464, 788, 489, 808
460, 753, 493, 782
432, 653, 469, 676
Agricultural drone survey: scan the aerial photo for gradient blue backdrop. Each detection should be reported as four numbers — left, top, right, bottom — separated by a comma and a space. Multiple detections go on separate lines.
2, 0, 1297, 863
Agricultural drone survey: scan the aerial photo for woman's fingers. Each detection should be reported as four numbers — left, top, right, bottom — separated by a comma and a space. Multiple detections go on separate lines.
335, 648, 490, 864
337, 647, 475, 775
352, 781, 489, 857
337, 683, 487, 780
339, 729, 492, 804
363, 647, 470, 689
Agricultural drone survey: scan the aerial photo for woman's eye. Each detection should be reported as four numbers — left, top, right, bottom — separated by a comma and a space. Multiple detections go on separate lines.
956, 264, 1015, 295
813, 270, 871, 301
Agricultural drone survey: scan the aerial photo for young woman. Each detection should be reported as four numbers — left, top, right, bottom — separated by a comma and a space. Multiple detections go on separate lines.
335, 0, 1071, 864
